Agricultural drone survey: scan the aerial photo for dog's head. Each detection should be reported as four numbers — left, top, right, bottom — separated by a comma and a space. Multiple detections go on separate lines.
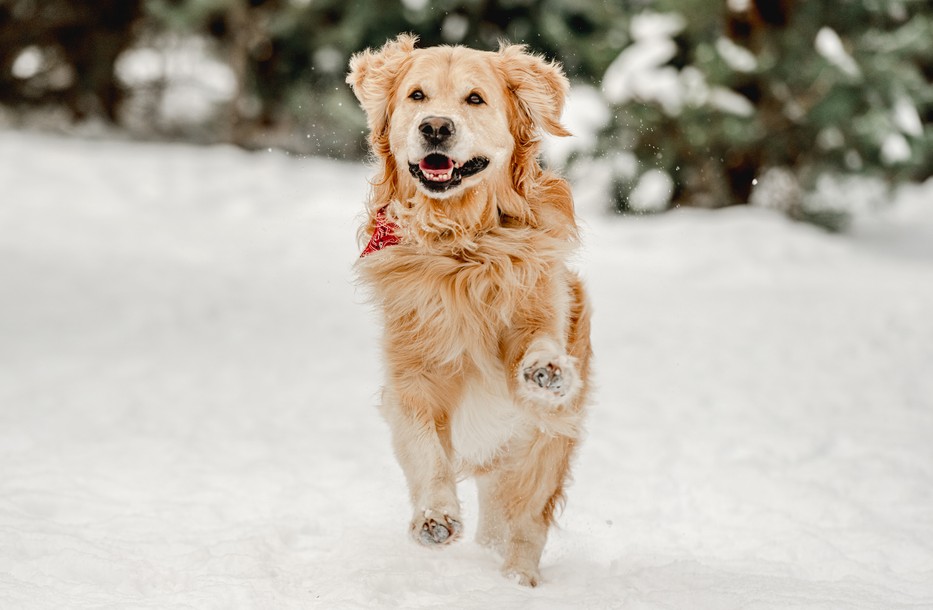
347, 35, 570, 203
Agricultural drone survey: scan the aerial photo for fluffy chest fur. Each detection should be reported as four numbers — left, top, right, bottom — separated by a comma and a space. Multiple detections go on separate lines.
450, 369, 524, 468
357, 224, 565, 366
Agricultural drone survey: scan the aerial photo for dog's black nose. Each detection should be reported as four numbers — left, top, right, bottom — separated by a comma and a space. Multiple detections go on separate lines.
419, 116, 455, 146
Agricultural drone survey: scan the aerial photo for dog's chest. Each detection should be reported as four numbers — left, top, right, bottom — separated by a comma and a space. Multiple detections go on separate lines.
378, 249, 528, 355
450, 376, 523, 467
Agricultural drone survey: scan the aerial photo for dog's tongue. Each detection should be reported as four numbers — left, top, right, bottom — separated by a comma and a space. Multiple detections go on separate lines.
419, 154, 454, 176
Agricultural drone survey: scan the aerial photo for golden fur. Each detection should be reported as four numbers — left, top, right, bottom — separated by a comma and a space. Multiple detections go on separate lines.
347, 34, 592, 587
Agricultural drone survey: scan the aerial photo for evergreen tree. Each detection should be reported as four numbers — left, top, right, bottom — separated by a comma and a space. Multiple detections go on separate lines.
0, 0, 143, 120
597, 0, 932, 226
142, 0, 636, 155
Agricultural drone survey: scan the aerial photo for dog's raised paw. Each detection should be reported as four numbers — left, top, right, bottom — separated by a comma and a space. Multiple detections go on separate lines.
519, 350, 578, 406
412, 510, 462, 547
524, 362, 565, 394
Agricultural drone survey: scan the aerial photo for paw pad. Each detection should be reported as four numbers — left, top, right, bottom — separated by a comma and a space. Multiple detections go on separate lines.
519, 348, 578, 407
524, 362, 565, 395
413, 513, 462, 546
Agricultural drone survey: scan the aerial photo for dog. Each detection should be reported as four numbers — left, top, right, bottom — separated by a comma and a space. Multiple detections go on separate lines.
347, 34, 592, 587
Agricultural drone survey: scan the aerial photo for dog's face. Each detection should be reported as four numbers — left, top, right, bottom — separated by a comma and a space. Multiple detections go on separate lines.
347, 35, 570, 201
390, 48, 511, 198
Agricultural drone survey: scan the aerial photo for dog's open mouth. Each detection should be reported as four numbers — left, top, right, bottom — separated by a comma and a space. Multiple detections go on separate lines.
409, 154, 489, 192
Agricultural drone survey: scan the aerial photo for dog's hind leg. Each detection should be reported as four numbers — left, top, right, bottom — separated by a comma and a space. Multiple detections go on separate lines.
380, 378, 464, 547
478, 431, 577, 587
475, 470, 508, 554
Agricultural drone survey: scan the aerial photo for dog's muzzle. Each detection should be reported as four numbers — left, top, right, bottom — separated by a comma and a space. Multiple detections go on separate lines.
409, 154, 490, 193
406, 115, 489, 193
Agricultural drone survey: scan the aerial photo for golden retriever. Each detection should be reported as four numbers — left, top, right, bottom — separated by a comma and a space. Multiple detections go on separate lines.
347, 34, 592, 587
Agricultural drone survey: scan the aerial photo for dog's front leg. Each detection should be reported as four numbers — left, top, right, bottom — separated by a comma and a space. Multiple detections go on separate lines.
516, 336, 580, 408
500, 271, 586, 410
381, 381, 463, 546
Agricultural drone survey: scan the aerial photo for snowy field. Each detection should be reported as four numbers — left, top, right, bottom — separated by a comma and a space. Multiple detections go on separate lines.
1, 130, 932, 609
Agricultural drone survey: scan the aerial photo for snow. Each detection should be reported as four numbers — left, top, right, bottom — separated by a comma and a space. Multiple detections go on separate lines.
893, 97, 923, 138
601, 12, 685, 114
2, 130, 933, 609
602, 38, 682, 113
602, 14, 756, 119
715, 37, 758, 73
881, 132, 913, 165
11, 46, 43, 80
726, 0, 751, 12
630, 11, 687, 42
707, 86, 756, 117
814, 28, 861, 79
400, 0, 429, 11
115, 36, 237, 126
441, 14, 470, 43
628, 169, 674, 213
542, 84, 610, 168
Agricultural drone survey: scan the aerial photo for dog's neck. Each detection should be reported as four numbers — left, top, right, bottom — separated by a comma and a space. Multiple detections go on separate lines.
387, 177, 532, 253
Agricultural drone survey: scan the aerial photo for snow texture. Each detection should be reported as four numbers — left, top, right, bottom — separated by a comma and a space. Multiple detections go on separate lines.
814, 27, 861, 79
542, 84, 609, 169
2, 131, 933, 609
602, 12, 756, 119
602, 37, 681, 112
628, 169, 674, 213
115, 36, 237, 126
601, 12, 685, 114
892, 97, 923, 138
715, 37, 758, 73
707, 86, 756, 117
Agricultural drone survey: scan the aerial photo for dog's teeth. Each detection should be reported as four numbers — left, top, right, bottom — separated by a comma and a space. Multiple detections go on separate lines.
424, 171, 452, 181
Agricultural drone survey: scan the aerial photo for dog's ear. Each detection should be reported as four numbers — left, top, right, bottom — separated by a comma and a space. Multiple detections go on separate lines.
497, 43, 571, 139
347, 34, 417, 136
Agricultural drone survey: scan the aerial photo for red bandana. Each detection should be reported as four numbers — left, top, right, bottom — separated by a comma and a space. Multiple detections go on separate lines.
360, 208, 400, 257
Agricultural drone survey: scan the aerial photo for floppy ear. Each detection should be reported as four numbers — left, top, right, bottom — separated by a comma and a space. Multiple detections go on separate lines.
497, 43, 571, 139
346, 34, 417, 137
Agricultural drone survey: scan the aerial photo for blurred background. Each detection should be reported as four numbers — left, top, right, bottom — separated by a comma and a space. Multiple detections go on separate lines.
3, 4, 933, 606
1, 0, 931, 226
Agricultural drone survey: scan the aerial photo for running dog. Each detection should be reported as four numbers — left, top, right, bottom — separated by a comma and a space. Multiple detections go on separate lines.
347, 34, 592, 587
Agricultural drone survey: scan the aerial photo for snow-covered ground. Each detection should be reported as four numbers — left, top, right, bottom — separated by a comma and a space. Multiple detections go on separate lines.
1, 130, 932, 609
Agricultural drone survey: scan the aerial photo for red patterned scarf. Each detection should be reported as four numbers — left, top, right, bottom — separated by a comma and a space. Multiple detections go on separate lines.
360, 208, 400, 257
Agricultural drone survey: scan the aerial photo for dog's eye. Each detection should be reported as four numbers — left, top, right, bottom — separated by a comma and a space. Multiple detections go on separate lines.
466, 92, 485, 105
409, 89, 425, 101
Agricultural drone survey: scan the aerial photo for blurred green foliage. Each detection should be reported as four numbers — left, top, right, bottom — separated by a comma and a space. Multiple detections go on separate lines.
0, 0, 641, 155
138, 0, 641, 154
1, 0, 929, 218
601, 0, 931, 221
0, 0, 143, 120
